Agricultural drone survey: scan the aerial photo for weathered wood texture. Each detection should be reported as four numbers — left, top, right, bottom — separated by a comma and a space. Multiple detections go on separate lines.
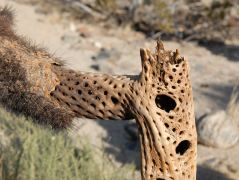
0, 7, 197, 180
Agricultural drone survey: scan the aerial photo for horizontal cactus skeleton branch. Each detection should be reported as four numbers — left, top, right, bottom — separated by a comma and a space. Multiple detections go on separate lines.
0, 7, 197, 180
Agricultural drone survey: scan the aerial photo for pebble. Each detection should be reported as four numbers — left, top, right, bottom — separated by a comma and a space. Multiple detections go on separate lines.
93, 41, 102, 49
91, 48, 111, 61
197, 110, 239, 148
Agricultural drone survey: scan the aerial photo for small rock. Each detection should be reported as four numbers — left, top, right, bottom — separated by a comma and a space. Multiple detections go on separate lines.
69, 22, 76, 32
91, 48, 111, 61
77, 26, 91, 38
61, 34, 79, 44
93, 41, 102, 49
200, 83, 209, 88
197, 110, 239, 148
90, 64, 100, 71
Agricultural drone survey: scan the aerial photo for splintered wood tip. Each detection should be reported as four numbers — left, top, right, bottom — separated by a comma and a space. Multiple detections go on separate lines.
156, 40, 165, 52
175, 49, 180, 60
140, 48, 149, 63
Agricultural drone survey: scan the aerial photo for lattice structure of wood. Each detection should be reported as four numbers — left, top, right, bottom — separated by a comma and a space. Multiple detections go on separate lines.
0, 7, 197, 180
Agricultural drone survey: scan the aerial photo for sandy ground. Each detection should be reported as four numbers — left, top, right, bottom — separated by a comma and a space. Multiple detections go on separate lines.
1, 0, 239, 179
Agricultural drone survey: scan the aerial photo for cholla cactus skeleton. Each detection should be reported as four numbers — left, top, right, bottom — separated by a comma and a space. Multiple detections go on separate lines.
0, 7, 197, 180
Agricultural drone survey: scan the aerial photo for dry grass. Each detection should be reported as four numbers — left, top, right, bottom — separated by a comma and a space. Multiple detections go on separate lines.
0, 106, 136, 180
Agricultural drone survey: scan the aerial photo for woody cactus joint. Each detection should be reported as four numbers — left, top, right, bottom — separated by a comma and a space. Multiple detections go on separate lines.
0, 7, 197, 180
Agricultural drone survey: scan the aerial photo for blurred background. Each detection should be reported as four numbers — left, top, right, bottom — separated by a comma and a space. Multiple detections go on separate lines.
0, 0, 238, 179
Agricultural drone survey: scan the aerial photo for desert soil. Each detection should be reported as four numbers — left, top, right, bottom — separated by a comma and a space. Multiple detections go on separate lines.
1, 1, 239, 179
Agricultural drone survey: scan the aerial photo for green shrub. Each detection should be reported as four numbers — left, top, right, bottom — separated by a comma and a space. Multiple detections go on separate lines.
0, 107, 136, 180
95, 0, 117, 12
152, 0, 174, 33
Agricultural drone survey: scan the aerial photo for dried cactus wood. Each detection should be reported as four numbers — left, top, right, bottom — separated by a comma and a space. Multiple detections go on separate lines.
0, 7, 197, 180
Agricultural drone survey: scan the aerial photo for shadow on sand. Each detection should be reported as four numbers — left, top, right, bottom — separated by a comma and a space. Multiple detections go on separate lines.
198, 40, 239, 62
197, 165, 230, 180
96, 121, 233, 180
201, 83, 235, 109
96, 120, 141, 168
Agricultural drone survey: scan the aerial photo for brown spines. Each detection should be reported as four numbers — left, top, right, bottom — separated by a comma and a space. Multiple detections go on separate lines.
0, 7, 68, 129
0, 6, 15, 39
0, 38, 72, 129
0, 87, 74, 129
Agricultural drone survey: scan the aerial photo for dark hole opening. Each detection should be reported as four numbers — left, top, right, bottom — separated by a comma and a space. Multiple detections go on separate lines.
78, 90, 82, 95
90, 103, 96, 108
164, 123, 169, 128
111, 96, 119, 105
155, 95, 176, 112
75, 81, 80, 85
95, 96, 100, 100
176, 140, 191, 155
62, 92, 67, 96
88, 90, 93, 95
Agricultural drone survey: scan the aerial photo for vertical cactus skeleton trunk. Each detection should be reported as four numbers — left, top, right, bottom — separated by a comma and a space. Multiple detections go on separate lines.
0, 7, 197, 180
